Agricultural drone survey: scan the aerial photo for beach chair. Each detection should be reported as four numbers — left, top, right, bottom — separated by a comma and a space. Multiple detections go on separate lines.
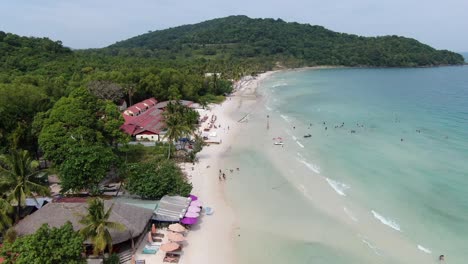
142, 245, 159, 254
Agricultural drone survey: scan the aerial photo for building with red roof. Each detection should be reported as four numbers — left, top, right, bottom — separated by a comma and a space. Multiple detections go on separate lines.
121, 98, 196, 142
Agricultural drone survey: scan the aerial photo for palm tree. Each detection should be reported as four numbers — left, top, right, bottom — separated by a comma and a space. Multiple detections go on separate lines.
163, 102, 192, 159
79, 198, 126, 256
0, 198, 13, 232
0, 149, 49, 221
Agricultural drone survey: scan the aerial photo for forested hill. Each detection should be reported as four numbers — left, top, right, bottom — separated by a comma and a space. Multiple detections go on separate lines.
108, 15, 464, 67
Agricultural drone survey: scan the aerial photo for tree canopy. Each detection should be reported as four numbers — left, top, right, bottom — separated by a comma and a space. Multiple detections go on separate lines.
37, 88, 126, 193
109, 15, 465, 67
125, 160, 192, 199
0, 222, 85, 264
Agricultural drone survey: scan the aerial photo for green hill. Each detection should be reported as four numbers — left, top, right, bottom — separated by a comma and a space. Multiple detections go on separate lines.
108, 15, 464, 67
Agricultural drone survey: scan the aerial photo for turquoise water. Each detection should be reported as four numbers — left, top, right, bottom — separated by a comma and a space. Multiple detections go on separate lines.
225, 66, 468, 264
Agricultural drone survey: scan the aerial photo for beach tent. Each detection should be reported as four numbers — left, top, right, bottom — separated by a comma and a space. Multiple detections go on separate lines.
181, 217, 198, 225
184, 212, 199, 218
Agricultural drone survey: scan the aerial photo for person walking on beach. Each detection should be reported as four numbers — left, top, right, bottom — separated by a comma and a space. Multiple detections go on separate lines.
222, 173, 226, 180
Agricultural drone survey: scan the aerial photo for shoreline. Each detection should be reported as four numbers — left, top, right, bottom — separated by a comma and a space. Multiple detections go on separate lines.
179, 71, 275, 264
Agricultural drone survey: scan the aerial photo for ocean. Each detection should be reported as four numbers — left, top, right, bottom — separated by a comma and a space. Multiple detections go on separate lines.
223, 66, 468, 264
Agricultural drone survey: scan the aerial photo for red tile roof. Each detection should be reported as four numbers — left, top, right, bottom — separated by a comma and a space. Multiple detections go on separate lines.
123, 97, 157, 117
120, 98, 194, 137
120, 106, 164, 136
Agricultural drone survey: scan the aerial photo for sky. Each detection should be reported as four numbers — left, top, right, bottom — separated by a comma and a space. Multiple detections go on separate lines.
1, 0, 467, 51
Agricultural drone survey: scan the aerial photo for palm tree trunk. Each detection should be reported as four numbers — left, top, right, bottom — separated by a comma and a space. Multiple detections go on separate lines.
167, 142, 172, 160
16, 192, 21, 222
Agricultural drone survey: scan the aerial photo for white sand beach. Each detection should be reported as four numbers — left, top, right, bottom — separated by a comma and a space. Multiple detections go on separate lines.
179, 72, 275, 264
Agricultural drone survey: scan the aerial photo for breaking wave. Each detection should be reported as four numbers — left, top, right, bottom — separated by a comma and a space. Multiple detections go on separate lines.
297, 158, 321, 174
417, 245, 432, 254
371, 210, 401, 232
325, 178, 350, 196
296, 141, 304, 148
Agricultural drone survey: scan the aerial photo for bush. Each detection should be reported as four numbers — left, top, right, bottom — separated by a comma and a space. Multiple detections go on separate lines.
103, 253, 120, 264
125, 160, 192, 199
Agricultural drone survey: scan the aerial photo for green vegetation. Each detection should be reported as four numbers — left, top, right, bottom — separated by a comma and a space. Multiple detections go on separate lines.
109, 15, 465, 68
0, 198, 13, 232
79, 198, 126, 256
0, 222, 85, 264
163, 102, 200, 159
36, 88, 127, 193
125, 160, 192, 199
0, 16, 464, 226
0, 149, 49, 221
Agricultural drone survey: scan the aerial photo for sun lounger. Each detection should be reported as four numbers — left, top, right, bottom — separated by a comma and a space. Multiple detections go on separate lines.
145, 244, 159, 249
142, 248, 158, 254
136, 260, 145, 264
152, 233, 165, 238
163, 256, 180, 263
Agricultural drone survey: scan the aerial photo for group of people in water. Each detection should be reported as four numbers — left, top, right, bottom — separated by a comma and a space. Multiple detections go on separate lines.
288, 119, 437, 143
218, 168, 240, 181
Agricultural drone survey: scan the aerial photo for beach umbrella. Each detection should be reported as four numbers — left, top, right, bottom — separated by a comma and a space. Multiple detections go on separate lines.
185, 212, 200, 218
160, 242, 180, 252
168, 232, 186, 242
181, 217, 198, 225
189, 194, 198, 201
168, 223, 187, 233
187, 206, 201, 213
190, 200, 203, 207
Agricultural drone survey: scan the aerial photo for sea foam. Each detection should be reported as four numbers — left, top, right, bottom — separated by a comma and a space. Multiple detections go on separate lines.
297, 159, 321, 174
358, 235, 383, 256
343, 207, 358, 222
296, 141, 305, 148
325, 178, 350, 196
371, 210, 401, 232
417, 245, 432, 254
280, 114, 290, 123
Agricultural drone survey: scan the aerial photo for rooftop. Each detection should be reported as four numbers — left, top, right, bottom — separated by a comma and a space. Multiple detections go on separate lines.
14, 200, 153, 244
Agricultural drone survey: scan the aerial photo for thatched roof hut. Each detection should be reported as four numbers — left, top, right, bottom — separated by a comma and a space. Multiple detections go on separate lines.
14, 200, 153, 244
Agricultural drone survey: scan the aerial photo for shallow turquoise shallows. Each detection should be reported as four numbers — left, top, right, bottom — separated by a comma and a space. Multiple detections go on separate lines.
224, 66, 468, 264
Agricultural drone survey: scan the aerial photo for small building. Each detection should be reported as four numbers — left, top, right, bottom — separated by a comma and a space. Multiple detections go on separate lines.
153, 195, 191, 222
123, 98, 157, 120
118, 100, 128, 111
120, 99, 195, 142
14, 200, 153, 246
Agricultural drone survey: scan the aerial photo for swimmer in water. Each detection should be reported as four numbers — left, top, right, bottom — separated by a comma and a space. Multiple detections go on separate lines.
439, 255, 445, 263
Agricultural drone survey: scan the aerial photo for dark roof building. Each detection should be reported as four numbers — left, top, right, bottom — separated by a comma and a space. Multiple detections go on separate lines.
14, 200, 153, 244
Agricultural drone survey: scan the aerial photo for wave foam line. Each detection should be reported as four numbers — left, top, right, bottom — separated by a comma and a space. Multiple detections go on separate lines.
371, 210, 401, 232
296, 141, 304, 148
280, 114, 290, 123
325, 178, 350, 196
417, 245, 432, 254
343, 207, 358, 222
297, 159, 321, 174
360, 237, 383, 256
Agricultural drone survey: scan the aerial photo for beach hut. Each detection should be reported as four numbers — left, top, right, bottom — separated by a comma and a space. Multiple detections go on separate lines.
153, 195, 191, 222
14, 200, 153, 245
